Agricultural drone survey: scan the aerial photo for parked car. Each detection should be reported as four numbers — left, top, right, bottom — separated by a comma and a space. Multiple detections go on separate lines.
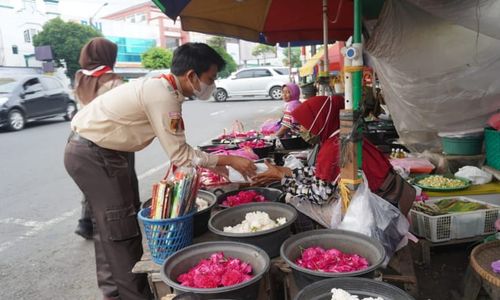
214, 67, 290, 102
0, 75, 77, 131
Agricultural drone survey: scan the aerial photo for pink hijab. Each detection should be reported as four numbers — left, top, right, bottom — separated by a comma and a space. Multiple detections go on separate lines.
284, 83, 301, 113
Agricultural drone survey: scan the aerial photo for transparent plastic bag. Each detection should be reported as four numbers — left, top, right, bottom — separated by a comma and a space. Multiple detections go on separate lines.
286, 194, 342, 229
338, 173, 409, 265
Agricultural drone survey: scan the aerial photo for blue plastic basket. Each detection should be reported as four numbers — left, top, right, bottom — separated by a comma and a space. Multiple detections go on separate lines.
138, 207, 194, 265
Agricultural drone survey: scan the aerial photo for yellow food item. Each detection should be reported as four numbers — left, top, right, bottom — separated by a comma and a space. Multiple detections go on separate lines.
418, 175, 466, 188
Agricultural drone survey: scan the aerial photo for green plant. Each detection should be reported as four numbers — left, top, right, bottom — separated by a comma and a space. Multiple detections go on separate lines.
33, 18, 102, 80
141, 47, 173, 70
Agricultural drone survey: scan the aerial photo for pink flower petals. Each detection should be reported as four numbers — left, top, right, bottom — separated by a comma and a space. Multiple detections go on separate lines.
296, 246, 370, 273
177, 252, 253, 288
199, 168, 229, 187
238, 139, 268, 149
222, 191, 268, 207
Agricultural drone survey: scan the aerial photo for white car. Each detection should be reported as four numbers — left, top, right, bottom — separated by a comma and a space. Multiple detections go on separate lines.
214, 67, 290, 102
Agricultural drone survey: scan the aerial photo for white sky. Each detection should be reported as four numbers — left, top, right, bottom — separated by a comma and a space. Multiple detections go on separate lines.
58, 0, 148, 19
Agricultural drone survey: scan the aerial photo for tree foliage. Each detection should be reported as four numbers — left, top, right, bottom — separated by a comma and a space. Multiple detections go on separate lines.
33, 18, 102, 80
141, 47, 173, 70
207, 36, 226, 50
282, 47, 302, 68
212, 46, 237, 78
252, 44, 276, 58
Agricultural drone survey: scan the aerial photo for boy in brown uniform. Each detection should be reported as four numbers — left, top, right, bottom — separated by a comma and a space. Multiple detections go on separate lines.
64, 43, 256, 300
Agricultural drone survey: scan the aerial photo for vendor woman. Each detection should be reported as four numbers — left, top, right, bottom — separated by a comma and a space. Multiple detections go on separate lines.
252, 95, 415, 231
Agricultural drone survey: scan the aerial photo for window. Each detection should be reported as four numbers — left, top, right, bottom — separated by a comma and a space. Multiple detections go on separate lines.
252, 69, 272, 78
107, 36, 156, 63
24, 30, 30, 43
23, 28, 38, 43
235, 70, 253, 79
135, 13, 146, 23
12, 45, 18, 54
165, 37, 179, 49
41, 77, 62, 90
126, 15, 135, 23
274, 68, 289, 75
23, 78, 43, 92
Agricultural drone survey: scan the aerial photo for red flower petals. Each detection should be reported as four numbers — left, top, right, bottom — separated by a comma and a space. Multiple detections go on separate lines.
296, 247, 369, 273
222, 191, 268, 207
177, 252, 253, 288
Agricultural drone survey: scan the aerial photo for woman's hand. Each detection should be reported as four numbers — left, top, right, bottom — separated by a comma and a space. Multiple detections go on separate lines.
251, 161, 291, 186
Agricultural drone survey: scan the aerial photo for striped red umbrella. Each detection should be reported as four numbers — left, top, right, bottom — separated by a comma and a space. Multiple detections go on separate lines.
153, 0, 354, 44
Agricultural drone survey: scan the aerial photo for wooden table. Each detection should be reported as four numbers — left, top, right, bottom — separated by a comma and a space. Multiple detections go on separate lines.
132, 234, 419, 299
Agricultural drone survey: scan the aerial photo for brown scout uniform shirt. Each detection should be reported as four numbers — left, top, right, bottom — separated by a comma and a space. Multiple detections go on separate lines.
71, 75, 218, 168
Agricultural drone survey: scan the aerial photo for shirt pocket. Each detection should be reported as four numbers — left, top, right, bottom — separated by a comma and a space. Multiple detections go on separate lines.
105, 204, 140, 241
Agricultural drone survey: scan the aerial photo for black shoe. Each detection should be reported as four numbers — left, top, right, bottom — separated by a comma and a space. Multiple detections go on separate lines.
75, 220, 93, 240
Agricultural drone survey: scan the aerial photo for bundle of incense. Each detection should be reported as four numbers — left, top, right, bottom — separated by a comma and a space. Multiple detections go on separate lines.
149, 167, 201, 220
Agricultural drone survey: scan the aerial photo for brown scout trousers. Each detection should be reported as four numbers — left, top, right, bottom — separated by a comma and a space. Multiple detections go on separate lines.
64, 135, 152, 300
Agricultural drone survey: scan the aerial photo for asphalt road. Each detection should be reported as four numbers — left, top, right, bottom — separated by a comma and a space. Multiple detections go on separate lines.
0, 98, 282, 300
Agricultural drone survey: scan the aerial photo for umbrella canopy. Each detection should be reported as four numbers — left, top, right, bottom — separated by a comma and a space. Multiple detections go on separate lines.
299, 42, 344, 77
154, 0, 354, 44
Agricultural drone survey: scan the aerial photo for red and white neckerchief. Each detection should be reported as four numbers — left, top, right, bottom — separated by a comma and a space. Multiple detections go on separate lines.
81, 65, 113, 77
158, 73, 178, 91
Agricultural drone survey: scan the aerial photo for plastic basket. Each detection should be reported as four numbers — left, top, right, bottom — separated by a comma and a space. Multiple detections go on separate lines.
441, 136, 483, 155
485, 127, 500, 170
409, 197, 499, 243
138, 207, 194, 264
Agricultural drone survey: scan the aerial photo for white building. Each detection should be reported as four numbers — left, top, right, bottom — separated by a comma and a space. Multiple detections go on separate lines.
0, 0, 60, 67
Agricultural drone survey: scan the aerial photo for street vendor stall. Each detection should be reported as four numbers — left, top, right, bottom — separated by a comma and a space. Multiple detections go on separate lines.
131, 0, 500, 299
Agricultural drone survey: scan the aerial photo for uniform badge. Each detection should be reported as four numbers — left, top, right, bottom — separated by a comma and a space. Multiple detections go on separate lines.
168, 112, 185, 133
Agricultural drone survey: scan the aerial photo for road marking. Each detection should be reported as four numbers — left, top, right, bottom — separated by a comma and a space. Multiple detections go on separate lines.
0, 208, 78, 253
137, 162, 170, 180
210, 110, 225, 116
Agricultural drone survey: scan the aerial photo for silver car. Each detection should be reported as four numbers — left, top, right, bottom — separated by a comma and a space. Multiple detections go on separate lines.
214, 67, 290, 102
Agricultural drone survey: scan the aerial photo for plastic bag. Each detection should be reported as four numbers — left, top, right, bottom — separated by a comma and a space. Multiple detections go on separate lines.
338, 173, 409, 265
455, 166, 493, 185
283, 155, 304, 170
260, 119, 281, 135
228, 163, 269, 183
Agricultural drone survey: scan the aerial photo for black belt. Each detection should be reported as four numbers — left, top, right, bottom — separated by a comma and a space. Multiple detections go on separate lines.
68, 131, 96, 146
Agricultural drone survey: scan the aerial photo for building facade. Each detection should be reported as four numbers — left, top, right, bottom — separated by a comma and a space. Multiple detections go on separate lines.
103, 2, 189, 51
0, 0, 60, 67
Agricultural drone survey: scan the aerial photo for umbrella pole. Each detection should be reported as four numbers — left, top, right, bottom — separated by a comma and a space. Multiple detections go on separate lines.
288, 42, 293, 82
339, 0, 363, 208
319, 0, 329, 96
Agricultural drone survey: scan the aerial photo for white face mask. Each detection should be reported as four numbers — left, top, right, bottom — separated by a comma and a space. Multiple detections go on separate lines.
190, 73, 216, 100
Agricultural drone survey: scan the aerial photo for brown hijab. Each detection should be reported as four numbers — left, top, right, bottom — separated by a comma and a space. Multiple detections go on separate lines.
74, 37, 121, 105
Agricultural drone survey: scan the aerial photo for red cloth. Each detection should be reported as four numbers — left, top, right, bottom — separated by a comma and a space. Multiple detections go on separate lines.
291, 95, 391, 191
291, 96, 344, 143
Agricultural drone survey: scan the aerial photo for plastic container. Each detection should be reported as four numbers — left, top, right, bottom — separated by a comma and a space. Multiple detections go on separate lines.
441, 136, 483, 155
249, 143, 274, 159
217, 187, 283, 208
280, 229, 386, 290
193, 190, 217, 237
141, 190, 217, 238
208, 202, 297, 258
198, 144, 238, 153
160, 241, 270, 300
138, 208, 194, 264
280, 137, 310, 150
485, 127, 500, 170
409, 197, 500, 242
294, 277, 415, 300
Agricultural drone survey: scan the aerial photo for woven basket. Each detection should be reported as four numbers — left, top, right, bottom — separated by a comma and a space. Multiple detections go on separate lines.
470, 240, 500, 287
